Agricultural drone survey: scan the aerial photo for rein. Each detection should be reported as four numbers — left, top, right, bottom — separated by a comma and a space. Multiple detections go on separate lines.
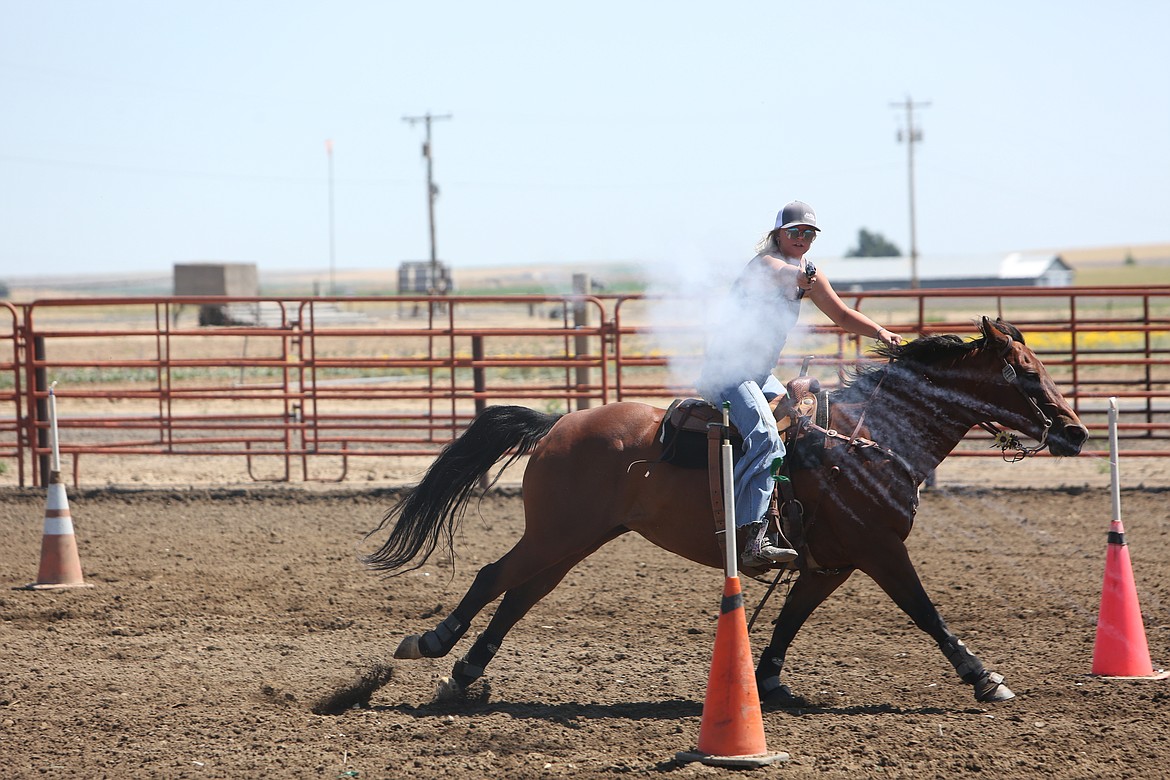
846, 356, 893, 445
744, 332, 1058, 625
816, 339, 1053, 472
834, 356, 918, 478
868, 337, 1053, 463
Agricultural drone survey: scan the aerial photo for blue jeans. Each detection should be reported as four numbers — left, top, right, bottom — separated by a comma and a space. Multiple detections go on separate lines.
707, 375, 786, 529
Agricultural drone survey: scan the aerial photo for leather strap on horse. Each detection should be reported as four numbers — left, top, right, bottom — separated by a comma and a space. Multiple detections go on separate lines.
768, 460, 804, 551
848, 357, 893, 446
707, 423, 726, 535
804, 420, 911, 465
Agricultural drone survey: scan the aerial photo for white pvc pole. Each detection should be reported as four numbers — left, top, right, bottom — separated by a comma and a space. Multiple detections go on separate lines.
721, 403, 738, 577
49, 381, 61, 476
1108, 397, 1121, 524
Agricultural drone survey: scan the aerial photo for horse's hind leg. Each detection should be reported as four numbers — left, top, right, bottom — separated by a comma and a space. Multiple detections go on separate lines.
757, 568, 853, 705
395, 529, 618, 663
393, 542, 538, 661
447, 530, 623, 693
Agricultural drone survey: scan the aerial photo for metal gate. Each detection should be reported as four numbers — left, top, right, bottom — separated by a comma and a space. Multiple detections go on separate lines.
2, 286, 1169, 486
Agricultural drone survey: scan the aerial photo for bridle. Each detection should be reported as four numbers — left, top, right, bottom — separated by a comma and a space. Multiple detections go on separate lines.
851, 336, 1054, 463
977, 339, 1052, 462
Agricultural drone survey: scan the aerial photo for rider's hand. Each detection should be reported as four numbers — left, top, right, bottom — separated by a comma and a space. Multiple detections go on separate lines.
795, 267, 815, 295
876, 327, 902, 347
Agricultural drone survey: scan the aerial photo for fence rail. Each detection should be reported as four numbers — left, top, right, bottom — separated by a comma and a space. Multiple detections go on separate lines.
2, 286, 1169, 486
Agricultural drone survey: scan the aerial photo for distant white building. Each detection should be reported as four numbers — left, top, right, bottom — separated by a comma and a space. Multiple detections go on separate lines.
822, 252, 1074, 292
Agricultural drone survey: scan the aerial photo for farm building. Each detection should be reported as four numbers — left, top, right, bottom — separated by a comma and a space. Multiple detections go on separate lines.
823, 252, 1073, 292
398, 260, 453, 294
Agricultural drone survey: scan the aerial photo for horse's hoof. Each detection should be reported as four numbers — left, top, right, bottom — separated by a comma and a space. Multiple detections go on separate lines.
394, 634, 422, 660
758, 678, 805, 708
974, 671, 1015, 702
435, 676, 463, 702
433, 675, 491, 704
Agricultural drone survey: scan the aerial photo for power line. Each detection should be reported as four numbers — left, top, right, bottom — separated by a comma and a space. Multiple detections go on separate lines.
0, 153, 413, 186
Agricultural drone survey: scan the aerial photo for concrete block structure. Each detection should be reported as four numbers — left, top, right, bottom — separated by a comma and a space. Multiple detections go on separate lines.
173, 263, 259, 325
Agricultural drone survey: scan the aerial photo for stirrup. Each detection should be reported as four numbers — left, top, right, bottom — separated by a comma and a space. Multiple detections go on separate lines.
740, 548, 797, 567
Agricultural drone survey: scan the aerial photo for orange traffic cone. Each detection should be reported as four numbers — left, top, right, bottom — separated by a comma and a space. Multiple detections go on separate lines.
1091, 519, 1164, 678
21, 475, 92, 590
676, 576, 788, 768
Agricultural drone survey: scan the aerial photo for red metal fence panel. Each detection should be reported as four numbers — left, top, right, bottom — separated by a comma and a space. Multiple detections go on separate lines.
609, 285, 1170, 456
0, 302, 22, 484
1, 286, 1168, 486
11, 295, 608, 485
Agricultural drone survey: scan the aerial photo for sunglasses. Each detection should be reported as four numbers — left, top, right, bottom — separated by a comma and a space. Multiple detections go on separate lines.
784, 228, 818, 241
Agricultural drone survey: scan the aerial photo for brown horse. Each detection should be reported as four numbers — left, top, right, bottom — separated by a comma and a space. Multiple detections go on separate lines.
364, 317, 1088, 704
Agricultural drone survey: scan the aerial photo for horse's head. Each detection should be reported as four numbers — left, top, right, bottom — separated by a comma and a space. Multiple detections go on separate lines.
971, 316, 1088, 457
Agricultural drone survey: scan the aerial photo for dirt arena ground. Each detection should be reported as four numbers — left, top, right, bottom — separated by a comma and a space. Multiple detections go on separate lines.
2, 460, 1169, 778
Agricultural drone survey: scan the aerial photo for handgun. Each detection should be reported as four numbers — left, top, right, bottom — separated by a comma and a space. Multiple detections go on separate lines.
796, 260, 817, 299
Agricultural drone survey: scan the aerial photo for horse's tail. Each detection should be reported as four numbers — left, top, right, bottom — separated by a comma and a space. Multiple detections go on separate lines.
362, 405, 561, 574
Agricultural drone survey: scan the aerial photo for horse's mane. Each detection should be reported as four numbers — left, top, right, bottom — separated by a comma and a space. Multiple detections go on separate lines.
832, 318, 1025, 404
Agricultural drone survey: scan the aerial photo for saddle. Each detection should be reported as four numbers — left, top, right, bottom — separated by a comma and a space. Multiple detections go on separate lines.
657, 375, 828, 468
656, 374, 829, 570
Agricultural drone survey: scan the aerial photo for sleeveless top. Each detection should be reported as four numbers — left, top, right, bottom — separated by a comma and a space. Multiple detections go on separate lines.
697, 253, 805, 396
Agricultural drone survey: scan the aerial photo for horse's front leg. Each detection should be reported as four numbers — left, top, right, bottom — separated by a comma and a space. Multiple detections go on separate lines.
756, 568, 853, 705
861, 542, 1015, 703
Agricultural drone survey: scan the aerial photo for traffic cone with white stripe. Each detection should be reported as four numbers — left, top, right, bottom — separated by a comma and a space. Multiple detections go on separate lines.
21, 384, 92, 591
22, 474, 92, 590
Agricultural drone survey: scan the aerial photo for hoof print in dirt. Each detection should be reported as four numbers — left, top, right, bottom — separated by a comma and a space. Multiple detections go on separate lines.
258, 683, 300, 708
310, 663, 395, 715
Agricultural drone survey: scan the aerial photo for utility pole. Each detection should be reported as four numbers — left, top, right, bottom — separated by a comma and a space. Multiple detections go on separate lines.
891, 97, 930, 289
402, 113, 453, 295
325, 139, 336, 295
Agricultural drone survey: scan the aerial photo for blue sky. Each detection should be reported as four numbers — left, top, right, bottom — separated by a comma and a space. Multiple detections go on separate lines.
2, 1, 1167, 281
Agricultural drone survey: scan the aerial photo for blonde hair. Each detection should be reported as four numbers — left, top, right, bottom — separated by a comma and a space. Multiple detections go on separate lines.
754, 228, 784, 254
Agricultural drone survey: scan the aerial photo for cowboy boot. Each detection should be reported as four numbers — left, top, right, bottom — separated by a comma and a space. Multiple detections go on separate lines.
762, 501, 798, 561
740, 516, 797, 567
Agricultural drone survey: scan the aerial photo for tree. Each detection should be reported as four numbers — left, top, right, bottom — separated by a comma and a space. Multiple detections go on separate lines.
845, 229, 902, 258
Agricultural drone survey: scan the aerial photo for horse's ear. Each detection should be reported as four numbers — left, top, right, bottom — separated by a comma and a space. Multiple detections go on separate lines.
981, 316, 1013, 352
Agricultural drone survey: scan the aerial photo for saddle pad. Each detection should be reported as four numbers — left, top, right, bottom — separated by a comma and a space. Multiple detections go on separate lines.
657, 399, 738, 469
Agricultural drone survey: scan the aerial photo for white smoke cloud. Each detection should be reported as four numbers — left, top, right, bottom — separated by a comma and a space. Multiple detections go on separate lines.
638, 234, 813, 399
